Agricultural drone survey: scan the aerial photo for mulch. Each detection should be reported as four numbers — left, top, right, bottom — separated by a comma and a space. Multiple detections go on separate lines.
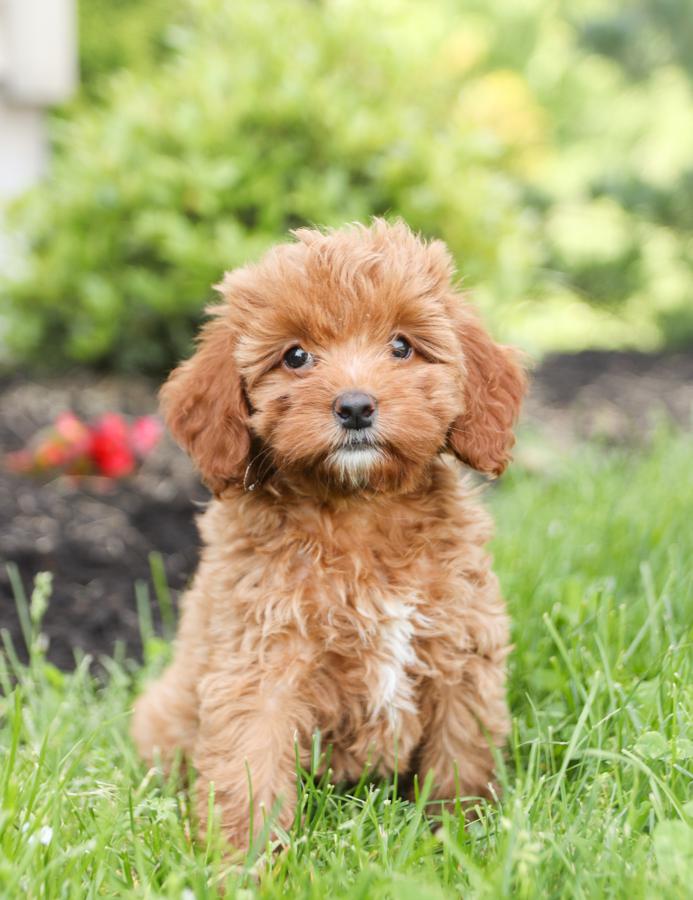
1, 349, 692, 670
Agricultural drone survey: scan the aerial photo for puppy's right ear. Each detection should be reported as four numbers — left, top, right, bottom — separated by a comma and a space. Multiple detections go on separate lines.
160, 308, 250, 495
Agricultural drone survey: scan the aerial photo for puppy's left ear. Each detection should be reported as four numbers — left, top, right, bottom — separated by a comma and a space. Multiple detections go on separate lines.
160, 307, 250, 495
447, 301, 527, 477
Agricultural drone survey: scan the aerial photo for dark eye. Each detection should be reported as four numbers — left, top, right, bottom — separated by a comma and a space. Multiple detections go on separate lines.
283, 345, 313, 370
390, 336, 413, 359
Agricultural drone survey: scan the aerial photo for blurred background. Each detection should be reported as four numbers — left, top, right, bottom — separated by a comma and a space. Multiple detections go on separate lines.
1, 0, 692, 667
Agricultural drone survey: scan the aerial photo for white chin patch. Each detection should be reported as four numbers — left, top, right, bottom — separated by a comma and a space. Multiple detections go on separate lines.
327, 447, 381, 486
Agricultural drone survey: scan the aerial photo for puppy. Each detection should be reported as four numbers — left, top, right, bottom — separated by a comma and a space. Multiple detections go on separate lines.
132, 219, 526, 848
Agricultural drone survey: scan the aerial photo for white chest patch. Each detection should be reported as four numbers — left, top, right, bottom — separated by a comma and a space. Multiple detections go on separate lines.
370, 598, 421, 727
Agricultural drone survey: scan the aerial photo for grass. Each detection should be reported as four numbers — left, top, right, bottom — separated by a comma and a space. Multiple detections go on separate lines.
1, 432, 692, 898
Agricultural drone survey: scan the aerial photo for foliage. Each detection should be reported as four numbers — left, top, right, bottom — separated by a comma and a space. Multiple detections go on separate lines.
3, 0, 545, 373
577, 0, 693, 82
1, 433, 692, 896
77, 0, 177, 98
2, 0, 693, 373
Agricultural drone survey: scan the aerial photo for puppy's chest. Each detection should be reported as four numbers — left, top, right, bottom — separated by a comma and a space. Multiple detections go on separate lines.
260, 521, 452, 725
313, 571, 435, 729
361, 596, 426, 727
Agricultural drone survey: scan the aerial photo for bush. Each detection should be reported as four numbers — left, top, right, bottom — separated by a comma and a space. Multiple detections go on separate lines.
3, 0, 693, 374
77, 0, 178, 98
0, 0, 546, 373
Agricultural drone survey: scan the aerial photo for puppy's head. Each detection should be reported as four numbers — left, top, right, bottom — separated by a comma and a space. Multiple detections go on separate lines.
161, 220, 526, 496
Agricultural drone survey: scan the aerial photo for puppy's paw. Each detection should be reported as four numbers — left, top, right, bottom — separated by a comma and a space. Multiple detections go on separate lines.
131, 677, 196, 768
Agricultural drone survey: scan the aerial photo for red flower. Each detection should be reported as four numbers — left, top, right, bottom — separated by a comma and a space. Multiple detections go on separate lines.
5, 410, 163, 480
88, 413, 136, 477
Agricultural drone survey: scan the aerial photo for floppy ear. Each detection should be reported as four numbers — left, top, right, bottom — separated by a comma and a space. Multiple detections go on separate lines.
160, 308, 250, 494
447, 302, 526, 477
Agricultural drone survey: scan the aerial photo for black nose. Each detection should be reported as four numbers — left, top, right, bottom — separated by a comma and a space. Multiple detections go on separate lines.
333, 391, 376, 430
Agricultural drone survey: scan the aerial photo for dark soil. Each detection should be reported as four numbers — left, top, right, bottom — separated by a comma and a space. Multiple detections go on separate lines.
1, 350, 691, 670
0, 372, 206, 669
527, 350, 693, 446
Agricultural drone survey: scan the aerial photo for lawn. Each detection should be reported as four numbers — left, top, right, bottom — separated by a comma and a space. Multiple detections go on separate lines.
1, 433, 691, 898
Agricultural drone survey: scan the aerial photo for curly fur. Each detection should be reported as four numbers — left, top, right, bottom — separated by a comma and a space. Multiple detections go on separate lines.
132, 220, 526, 848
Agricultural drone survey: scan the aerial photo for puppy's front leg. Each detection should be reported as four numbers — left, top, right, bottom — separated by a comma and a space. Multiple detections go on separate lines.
417, 654, 509, 804
194, 670, 312, 850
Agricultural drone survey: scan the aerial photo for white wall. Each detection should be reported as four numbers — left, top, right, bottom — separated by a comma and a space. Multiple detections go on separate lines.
0, 103, 47, 199
0, 0, 77, 200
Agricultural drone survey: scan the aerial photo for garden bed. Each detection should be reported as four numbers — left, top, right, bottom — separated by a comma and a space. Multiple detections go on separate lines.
1, 349, 692, 668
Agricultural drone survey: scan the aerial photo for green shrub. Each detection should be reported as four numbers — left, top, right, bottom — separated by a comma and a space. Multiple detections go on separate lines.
77, 0, 179, 98
1, 0, 544, 373
3, 0, 693, 374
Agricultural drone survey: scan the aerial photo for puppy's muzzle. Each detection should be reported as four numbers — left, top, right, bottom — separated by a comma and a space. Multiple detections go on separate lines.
333, 392, 377, 430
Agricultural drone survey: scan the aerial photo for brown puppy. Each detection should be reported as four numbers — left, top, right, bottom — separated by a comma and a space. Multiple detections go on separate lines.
132, 219, 526, 848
